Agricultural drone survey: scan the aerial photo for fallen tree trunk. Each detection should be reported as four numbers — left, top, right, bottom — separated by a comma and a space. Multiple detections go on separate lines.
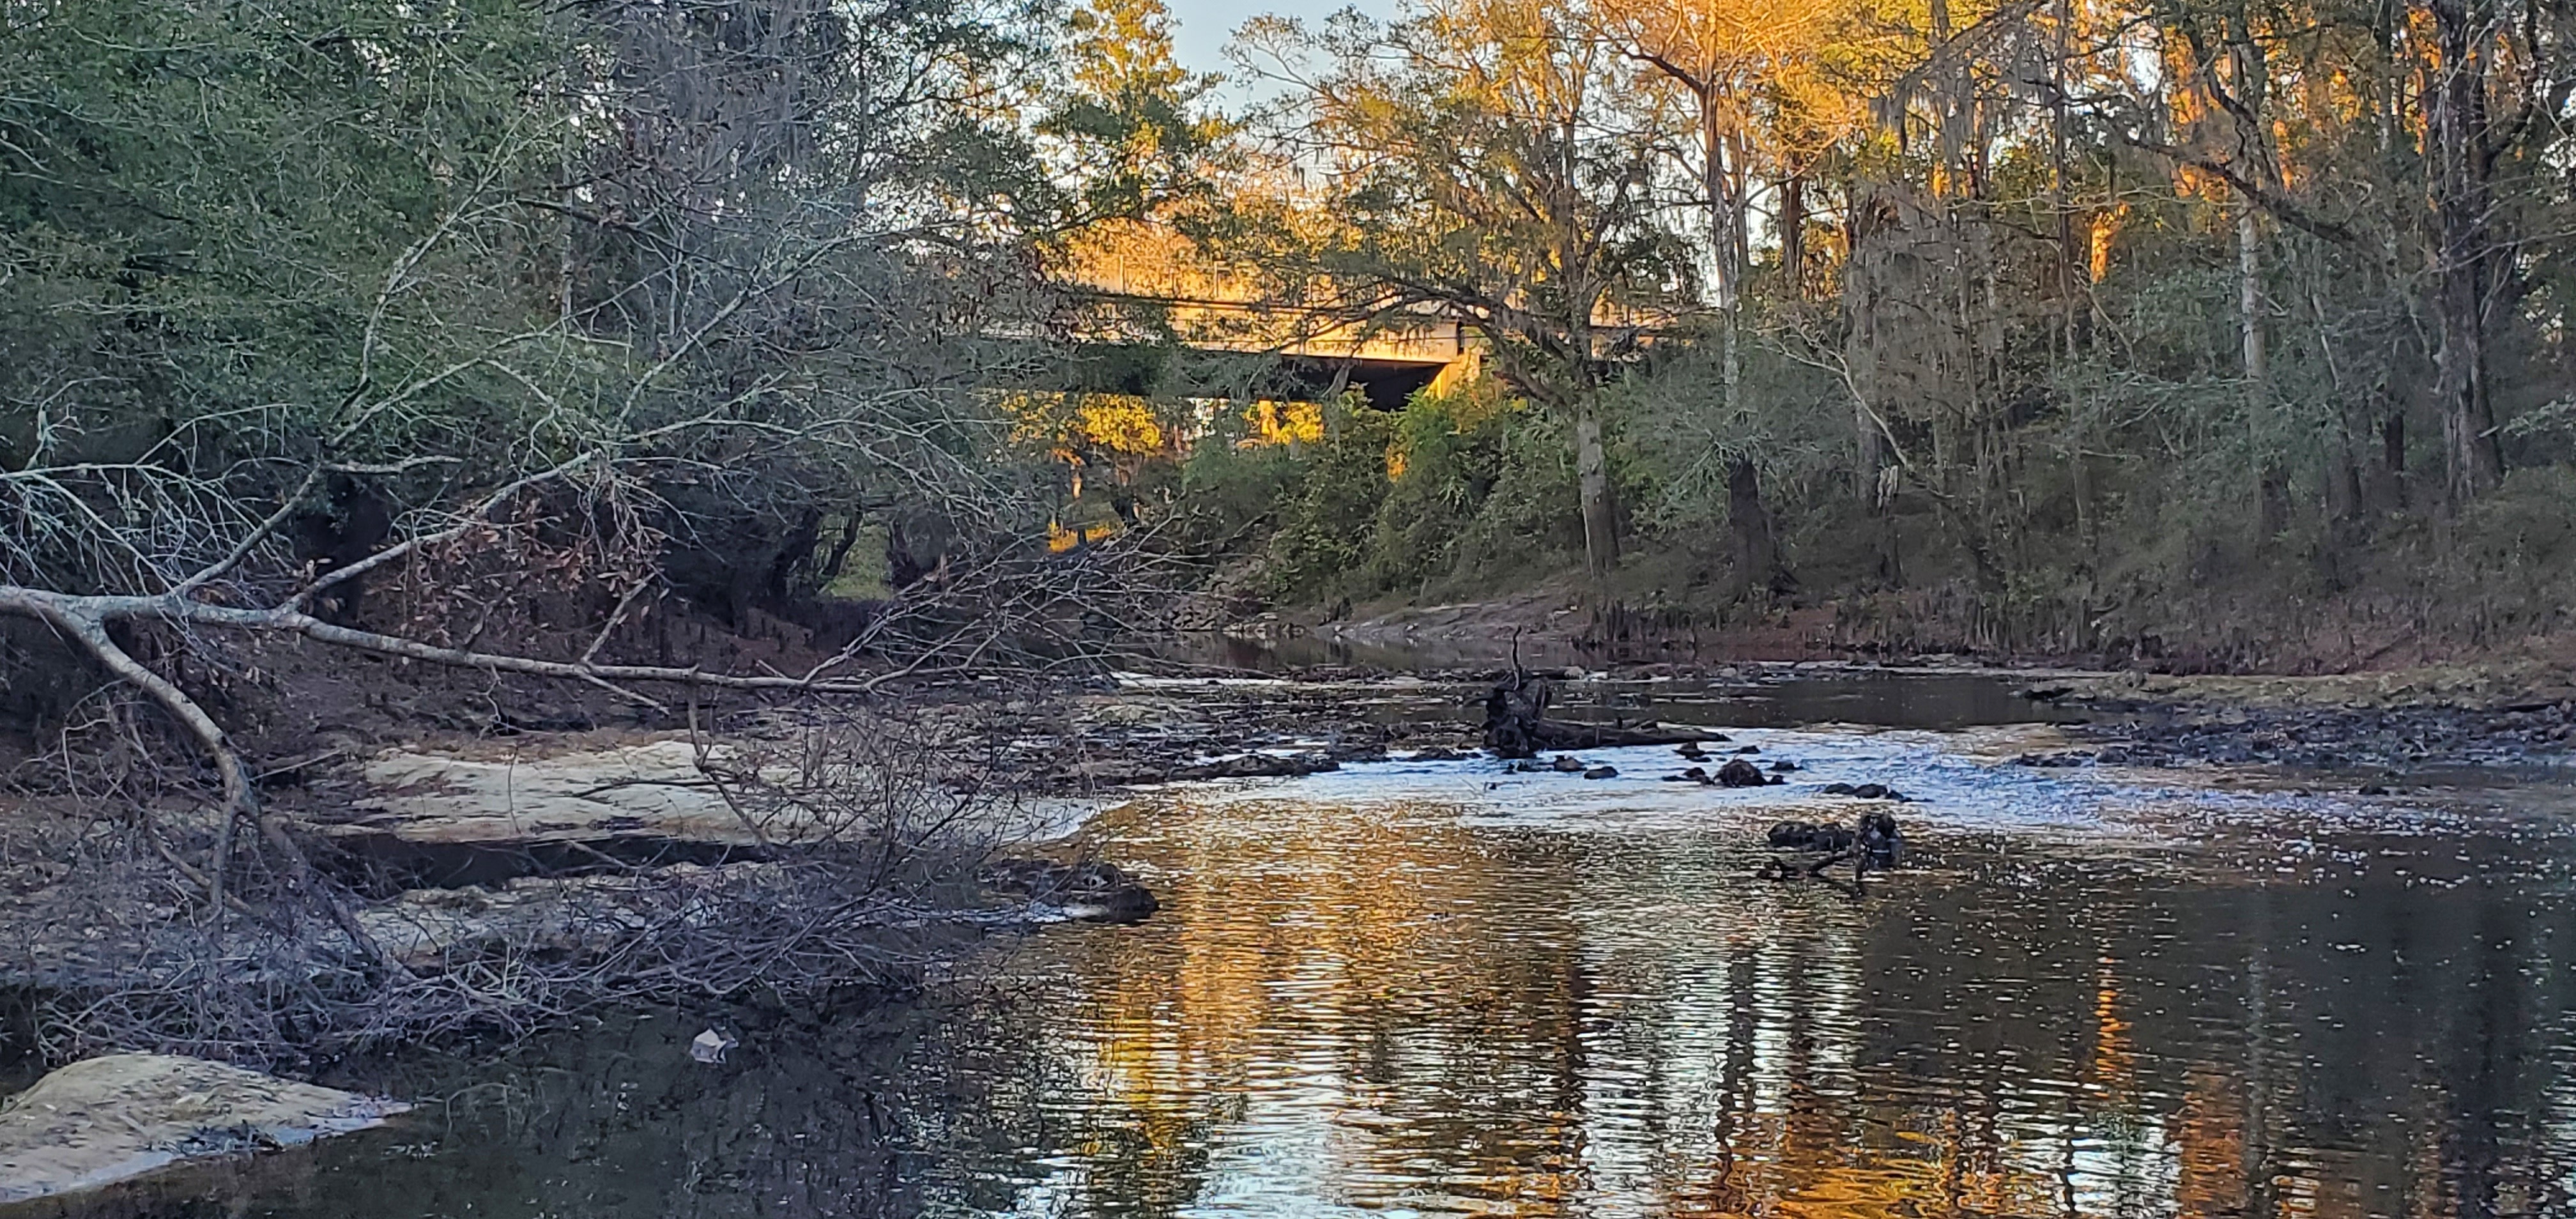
1481, 676, 1705, 758
0, 581, 928, 928
1521, 719, 1707, 753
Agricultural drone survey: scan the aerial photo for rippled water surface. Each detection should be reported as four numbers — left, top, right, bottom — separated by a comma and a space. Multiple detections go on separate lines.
48, 685, 2576, 1219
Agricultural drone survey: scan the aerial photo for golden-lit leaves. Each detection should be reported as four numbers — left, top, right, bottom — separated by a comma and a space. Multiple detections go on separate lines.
2087, 204, 2126, 281
1597, 0, 1899, 166
1241, 400, 1325, 448
1003, 391, 1174, 462
1046, 519, 1123, 551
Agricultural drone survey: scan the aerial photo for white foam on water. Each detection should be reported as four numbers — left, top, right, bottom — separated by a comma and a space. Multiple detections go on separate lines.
1172, 723, 2375, 852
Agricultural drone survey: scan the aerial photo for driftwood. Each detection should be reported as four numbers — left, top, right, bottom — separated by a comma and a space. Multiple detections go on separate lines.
1480, 675, 1703, 758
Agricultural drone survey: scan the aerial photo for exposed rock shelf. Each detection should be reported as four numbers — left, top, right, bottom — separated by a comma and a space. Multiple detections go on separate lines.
0, 1054, 407, 1204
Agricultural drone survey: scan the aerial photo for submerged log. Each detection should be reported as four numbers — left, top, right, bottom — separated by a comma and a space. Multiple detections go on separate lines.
980, 858, 1160, 923
1481, 676, 1705, 758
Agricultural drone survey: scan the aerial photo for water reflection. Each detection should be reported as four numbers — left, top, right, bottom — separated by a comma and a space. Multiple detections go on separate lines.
909, 789, 2576, 1219
33, 762, 2576, 1218
1144, 639, 2087, 735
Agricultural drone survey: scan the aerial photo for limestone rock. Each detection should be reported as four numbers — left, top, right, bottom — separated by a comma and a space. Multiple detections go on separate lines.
0, 1054, 407, 1203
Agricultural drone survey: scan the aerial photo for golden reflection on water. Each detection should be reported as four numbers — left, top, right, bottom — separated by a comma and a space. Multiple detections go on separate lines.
943, 790, 2576, 1219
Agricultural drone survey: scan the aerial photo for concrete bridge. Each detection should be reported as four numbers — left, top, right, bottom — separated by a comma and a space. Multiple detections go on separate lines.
1054, 226, 1482, 410
1059, 289, 1480, 410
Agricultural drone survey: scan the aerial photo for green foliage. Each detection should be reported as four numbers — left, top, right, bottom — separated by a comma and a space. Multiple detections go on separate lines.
1170, 383, 1586, 605
1370, 384, 1583, 594
1156, 0, 2576, 663
0, 0, 567, 471
1605, 330, 1846, 535
0, 0, 1067, 612
1262, 406, 1396, 599
1176, 440, 1297, 553
0, 0, 599, 598
1034, 0, 1236, 226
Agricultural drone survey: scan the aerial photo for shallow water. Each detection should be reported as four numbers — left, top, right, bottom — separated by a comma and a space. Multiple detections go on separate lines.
38, 687, 2576, 1219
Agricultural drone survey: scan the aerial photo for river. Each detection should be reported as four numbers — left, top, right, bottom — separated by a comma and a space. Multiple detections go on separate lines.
39, 674, 2576, 1218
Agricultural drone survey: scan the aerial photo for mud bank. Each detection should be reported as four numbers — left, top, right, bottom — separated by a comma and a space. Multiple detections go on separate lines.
2038, 667, 2576, 775
1138, 649, 2576, 781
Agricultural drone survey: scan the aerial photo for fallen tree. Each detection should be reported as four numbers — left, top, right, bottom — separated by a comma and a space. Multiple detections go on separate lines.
0, 0, 1124, 918
10, 710, 1061, 1064
0, 0, 1174, 1063
1480, 671, 1704, 758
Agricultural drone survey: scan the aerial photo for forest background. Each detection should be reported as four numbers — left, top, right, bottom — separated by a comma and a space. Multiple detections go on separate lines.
1074, 0, 2576, 672
9, 0, 2576, 708
23, 0, 2576, 1062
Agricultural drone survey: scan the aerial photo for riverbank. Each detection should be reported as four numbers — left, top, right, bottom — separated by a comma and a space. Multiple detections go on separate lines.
1163, 627, 2576, 780
6, 646, 2573, 1205
19, 683, 2576, 1216
10, 652, 2568, 991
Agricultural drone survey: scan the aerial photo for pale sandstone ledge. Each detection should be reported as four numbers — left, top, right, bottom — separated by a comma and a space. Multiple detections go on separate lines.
308, 736, 1097, 848
330, 737, 791, 845
0, 1054, 407, 1204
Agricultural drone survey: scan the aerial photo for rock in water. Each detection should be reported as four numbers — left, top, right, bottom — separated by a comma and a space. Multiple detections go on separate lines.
1857, 811, 1904, 870
1550, 756, 1588, 772
1583, 765, 1618, 779
1765, 815, 1905, 878
0, 1054, 408, 1204
1715, 758, 1767, 787
1821, 781, 1905, 801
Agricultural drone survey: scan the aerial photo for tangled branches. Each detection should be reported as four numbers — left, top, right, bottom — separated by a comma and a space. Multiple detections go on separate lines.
0, 0, 1181, 1077
10, 710, 1056, 1066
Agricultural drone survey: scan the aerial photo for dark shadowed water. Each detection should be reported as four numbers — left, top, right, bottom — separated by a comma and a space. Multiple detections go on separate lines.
27, 681, 2576, 1218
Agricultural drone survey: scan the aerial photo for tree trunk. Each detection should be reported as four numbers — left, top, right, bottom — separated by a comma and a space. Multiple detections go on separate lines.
1482, 677, 1701, 758
2258, 468, 2294, 544
2428, 0, 2506, 504
2239, 210, 2268, 394
1845, 184, 1887, 508
1703, 102, 1745, 450
2375, 410, 2409, 510
2325, 433, 2366, 528
1843, 183, 1899, 585
1574, 408, 1618, 580
1779, 172, 1806, 298
2242, 210, 2288, 541
1726, 456, 1783, 597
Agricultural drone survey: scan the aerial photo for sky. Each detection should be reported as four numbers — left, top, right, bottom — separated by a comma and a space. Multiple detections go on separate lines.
1166, 0, 1395, 82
